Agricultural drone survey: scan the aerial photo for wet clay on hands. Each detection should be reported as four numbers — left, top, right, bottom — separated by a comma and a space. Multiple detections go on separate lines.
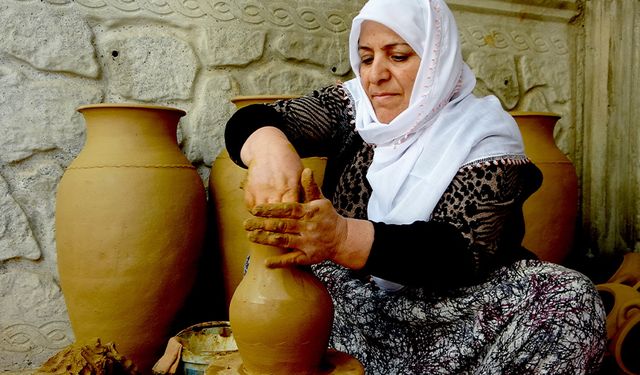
242, 129, 304, 207
243, 168, 348, 268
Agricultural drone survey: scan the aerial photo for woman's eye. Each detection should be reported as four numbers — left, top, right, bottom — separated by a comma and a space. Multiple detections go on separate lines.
391, 55, 408, 62
360, 56, 374, 65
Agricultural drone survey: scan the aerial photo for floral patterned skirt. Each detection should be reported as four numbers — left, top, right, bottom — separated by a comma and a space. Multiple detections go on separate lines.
313, 259, 607, 375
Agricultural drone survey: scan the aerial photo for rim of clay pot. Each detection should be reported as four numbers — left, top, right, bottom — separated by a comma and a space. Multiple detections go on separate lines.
76, 103, 186, 116
509, 111, 561, 118
175, 321, 237, 365
175, 320, 233, 336
231, 95, 300, 103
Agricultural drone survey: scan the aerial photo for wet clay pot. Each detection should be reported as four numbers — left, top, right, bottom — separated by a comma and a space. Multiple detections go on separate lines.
228, 243, 334, 374
208, 96, 326, 315
608, 252, 640, 286
510, 112, 578, 264
55, 104, 207, 373
209, 95, 333, 374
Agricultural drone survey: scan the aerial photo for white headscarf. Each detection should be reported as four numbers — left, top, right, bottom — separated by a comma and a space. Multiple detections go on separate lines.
343, 0, 525, 225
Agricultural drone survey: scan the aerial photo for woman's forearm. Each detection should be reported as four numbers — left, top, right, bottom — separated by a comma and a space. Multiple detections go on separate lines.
240, 126, 292, 167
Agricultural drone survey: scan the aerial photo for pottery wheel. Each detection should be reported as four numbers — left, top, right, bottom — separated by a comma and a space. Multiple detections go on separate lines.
204, 349, 364, 375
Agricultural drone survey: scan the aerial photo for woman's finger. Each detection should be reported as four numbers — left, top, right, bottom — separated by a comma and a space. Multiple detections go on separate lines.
247, 230, 298, 248
250, 202, 306, 218
301, 168, 322, 202
244, 217, 301, 234
265, 251, 309, 268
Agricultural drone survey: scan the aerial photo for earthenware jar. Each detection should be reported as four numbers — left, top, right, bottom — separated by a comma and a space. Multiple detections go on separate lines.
228, 242, 334, 375
608, 252, 640, 286
510, 112, 578, 264
55, 103, 206, 373
208, 147, 252, 317
609, 296, 640, 375
598, 279, 640, 374
596, 282, 640, 340
208, 96, 326, 314
212, 95, 332, 374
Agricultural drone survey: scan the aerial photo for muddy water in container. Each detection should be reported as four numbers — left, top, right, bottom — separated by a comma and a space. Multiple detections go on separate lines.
176, 321, 237, 375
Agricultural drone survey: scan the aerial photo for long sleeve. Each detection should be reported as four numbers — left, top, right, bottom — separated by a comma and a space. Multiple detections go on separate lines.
224, 104, 284, 168
359, 162, 541, 290
224, 85, 354, 168
361, 220, 474, 289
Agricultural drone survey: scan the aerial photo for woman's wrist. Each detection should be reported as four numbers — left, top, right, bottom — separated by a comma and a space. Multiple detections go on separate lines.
332, 218, 374, 270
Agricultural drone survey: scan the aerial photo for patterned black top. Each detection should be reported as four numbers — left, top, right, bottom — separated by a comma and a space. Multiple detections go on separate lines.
224, 84, 606, 374
225, 84, 539, 290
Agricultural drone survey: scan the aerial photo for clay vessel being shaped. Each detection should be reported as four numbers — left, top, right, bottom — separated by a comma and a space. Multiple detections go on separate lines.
208, 95, 327, 316
229, 241, 334, 374
219, 95, 333, 374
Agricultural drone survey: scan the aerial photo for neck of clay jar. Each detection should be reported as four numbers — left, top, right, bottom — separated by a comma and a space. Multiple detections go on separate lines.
247, 243, 287, 271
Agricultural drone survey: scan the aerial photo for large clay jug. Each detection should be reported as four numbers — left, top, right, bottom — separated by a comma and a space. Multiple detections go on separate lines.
510, 112, 578, 264
208, 95, 326, 315
55, 103, 207, 373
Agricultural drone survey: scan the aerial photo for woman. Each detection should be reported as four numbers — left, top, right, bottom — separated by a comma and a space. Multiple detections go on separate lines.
224, 0, 606, 373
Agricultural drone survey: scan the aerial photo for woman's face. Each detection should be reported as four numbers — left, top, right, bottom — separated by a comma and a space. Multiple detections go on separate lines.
358, 21, 421, 124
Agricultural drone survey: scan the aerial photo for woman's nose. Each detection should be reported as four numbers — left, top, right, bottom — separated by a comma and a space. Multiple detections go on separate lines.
370, 58, 391, 83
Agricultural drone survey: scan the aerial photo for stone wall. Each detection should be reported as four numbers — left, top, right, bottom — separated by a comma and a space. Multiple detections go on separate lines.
581, 0, 640, 256
0, 0, 638, 371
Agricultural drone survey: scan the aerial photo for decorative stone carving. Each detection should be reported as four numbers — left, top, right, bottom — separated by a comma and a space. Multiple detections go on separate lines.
72, 0, 361, 33
0, 271, 73, 371
202, 26, 266, 67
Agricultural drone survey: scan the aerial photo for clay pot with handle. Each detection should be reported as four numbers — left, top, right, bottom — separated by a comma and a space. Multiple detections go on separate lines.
609, 294, 640, 375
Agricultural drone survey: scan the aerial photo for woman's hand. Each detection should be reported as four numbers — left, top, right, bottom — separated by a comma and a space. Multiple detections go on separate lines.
243, 168, 350, 267
240, 126, 304, 207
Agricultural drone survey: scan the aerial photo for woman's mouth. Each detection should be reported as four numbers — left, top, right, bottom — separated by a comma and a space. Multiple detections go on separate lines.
371, 93, 398, 102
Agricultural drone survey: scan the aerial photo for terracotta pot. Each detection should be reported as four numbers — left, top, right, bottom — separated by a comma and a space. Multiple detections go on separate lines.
610, 297, 640, 375
597, 282, 640, 341
228, 243, 334, 374
510, 111, 578, 264
608, 252, 640, 286
208, 95, 333, 374
208, 148, 252, 318
55, 103, 207, 373
208, 96, 327, 314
